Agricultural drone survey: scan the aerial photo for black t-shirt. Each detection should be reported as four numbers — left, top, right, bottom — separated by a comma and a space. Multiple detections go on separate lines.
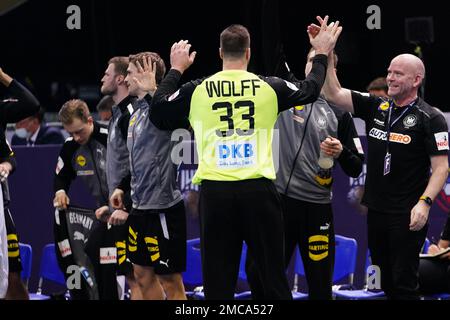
441, 215, 450, 241
352, 91, 449, 214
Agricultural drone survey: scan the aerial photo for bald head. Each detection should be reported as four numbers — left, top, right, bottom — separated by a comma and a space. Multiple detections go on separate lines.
391, 54, 425, 79
387, 54, 426, 103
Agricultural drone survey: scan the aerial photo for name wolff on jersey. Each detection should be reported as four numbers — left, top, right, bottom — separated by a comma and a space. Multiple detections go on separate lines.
205, 79, 261, 97
69, 212, 94, 230
368, 128, 411, 144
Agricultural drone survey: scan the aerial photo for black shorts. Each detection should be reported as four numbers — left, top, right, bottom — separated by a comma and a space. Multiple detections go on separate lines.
4, 207, 22, 273
113, 223, 133, 276
128, 201, 186, 275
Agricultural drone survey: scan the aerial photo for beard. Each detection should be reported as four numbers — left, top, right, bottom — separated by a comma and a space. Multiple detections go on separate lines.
101, 84, 116, 96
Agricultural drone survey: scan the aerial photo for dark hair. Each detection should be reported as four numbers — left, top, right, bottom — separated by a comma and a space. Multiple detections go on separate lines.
59, 99, 91, 125
108, 56, 129, 77
96, 95, 114, 112
31, 106, 46, 123
129, 52, 166, 84
367, 77, 388, 92
220, 24, 250, 59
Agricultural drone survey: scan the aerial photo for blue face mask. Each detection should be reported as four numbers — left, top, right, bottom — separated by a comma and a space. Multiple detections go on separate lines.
15, 128, 32, 140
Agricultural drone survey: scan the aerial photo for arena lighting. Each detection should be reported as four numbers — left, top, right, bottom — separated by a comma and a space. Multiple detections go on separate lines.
0, 0, 27, 16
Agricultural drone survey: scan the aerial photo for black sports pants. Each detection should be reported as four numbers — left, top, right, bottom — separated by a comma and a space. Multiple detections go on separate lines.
199, 179, 291, 300
247, 195, 335, 300
367, 209, 427, 300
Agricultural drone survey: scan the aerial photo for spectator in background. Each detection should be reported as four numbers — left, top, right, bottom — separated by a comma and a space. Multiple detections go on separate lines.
96, 95, 114, 122
12, 107, 65, 146
367, 77, 388, 98
419, 214, 450, 294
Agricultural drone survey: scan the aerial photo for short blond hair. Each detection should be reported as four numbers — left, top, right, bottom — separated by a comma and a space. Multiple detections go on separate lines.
59, 99, 91, 125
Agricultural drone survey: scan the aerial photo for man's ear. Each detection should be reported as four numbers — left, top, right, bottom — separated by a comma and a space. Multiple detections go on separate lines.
246, 48, 251, 61
219, 48, 224, 60
116, 75, 125, 85
414, 74, 423, 88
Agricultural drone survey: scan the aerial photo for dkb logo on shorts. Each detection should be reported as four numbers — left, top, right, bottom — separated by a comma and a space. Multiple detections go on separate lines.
308, 235, 329, 261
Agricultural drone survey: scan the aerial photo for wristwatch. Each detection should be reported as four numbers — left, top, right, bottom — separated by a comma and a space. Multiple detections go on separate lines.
419, 196, 433, 206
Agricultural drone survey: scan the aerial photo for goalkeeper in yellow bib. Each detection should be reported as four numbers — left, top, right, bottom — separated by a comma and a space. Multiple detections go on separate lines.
151, 19, 342, 299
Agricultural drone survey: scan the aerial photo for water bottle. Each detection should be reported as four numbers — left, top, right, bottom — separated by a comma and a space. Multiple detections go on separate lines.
318, 150, 334, 169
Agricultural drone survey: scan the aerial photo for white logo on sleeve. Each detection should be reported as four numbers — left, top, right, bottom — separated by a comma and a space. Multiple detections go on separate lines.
168, 90, 180, 101
284, 80, 298, 92
435, 132, 449, 151
56, 156, 64, 174
353, 137, 364, 154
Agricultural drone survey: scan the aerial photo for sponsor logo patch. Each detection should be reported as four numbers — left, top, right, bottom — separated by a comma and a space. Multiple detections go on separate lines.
216, 140, 256, 169
435, 132, 449, 151
77, 170, 94, 176
378, 101, 390, 111
58, 239, 72, 258
129, 115, 137, 127
368, 128, 411, 144
76, 155, 86, 167
308, 235, 329, 261
100, 247, 117, 264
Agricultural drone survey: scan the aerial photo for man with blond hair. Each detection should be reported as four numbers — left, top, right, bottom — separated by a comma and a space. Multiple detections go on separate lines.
110, 52, 187, 300
54, 99, 118, 299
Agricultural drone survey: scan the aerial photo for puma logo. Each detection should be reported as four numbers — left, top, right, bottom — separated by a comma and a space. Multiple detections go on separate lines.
159, 259, 169, 268
320, 223, 330, 231
74, 231, 85, 241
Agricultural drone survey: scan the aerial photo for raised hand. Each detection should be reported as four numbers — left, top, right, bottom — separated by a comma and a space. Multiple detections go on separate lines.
133, 56, 157, 96
170, 40, 197, 74
308, 15, 342, 56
